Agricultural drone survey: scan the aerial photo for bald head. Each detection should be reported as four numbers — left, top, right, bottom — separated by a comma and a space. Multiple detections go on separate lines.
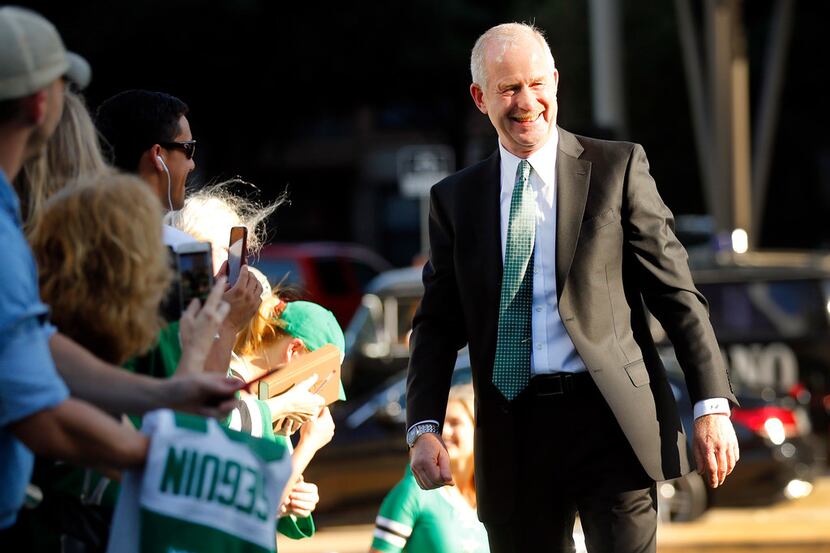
470, 23, 556, 88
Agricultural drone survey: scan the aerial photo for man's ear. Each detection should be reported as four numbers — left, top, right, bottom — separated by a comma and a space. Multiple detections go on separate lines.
149, 144, 166, 173
552, 69, 560, 95
470, 84, 488, 115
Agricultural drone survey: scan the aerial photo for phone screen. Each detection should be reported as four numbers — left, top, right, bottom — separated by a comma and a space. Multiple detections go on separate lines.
227, 226, 248, 286
178, 247, 214, 308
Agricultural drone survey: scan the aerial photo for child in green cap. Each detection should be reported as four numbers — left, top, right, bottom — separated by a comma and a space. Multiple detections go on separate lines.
226, 291, 346, 541
229, 293, 346, 434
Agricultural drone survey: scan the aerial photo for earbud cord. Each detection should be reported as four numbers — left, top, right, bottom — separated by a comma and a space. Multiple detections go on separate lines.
160, 159, 174, 212
165, 165, 173, 212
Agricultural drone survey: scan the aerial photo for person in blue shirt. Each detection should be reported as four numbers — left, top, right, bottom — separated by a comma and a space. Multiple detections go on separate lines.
0, 7, 241, 533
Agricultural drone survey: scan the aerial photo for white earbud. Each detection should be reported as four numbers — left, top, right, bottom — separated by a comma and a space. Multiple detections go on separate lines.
156, 155, 174, 212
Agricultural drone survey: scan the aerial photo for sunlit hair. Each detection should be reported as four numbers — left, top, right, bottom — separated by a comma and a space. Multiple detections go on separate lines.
234, 292, 296, 357
447, 382, 477, 507
30, 174, 172, 364
15, 89, 111, 234
470, 22, 556, 88
447, 382, 475, 422
164, 179, 284, 259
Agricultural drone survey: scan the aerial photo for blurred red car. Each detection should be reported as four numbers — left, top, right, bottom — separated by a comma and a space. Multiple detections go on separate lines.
252, 242, 392, 326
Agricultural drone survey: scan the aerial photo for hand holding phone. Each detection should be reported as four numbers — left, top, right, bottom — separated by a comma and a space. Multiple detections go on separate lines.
160, 242, 215, 322
177, 242, 215, 310
227, 226, 248, 286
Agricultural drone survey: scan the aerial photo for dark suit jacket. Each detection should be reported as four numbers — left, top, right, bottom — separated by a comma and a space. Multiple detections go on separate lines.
406, 128, 737, 523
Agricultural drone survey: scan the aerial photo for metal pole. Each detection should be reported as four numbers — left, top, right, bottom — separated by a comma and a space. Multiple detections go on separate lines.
674, 0, 715, 216
730, 0, 752, 241
588, 0, 627, 136
706, 0, 735, 234
750, 0, 795, 247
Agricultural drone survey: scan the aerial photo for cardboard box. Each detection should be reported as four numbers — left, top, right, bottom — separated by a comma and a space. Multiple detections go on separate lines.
256, 344, 341, 405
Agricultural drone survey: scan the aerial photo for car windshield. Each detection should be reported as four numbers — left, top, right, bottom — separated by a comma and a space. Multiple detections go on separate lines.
698, 279, 829, 342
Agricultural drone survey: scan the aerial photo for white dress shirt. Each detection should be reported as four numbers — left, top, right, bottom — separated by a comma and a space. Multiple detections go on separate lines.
498, 135, 585, 376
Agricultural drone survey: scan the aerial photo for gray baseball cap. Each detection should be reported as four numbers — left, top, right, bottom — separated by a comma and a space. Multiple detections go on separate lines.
0, 6, 91, 101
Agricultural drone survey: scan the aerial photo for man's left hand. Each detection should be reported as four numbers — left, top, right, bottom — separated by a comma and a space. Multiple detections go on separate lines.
692, 413, 739, 488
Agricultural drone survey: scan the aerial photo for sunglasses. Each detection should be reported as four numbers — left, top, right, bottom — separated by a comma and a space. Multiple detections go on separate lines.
159, 139, 197, 160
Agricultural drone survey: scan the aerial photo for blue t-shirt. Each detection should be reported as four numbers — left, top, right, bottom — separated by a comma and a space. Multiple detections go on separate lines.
0, 170, 69, 528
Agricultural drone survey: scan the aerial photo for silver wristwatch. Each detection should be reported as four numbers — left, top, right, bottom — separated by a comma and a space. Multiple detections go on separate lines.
406, 422, 440, 448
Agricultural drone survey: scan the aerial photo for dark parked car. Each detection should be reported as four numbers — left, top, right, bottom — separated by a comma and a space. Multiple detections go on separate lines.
648, 251, 830, 460
252, 242, 391, 326
340, 266, 423, 397
660, 348, 818, 513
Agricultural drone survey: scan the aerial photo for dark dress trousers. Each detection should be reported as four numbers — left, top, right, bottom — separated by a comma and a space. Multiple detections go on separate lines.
406, 128, 737, 538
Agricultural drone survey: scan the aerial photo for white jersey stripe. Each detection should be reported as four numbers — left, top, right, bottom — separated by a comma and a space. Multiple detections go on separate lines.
375, 515, 413, 537
373, 528, 407, 549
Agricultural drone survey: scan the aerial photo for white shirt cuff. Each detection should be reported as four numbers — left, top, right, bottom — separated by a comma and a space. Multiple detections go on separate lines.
407, 419, 440, 433
693, 398, 731, 419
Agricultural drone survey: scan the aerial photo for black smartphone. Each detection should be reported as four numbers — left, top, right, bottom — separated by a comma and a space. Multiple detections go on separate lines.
176, 242, 215, 311
227, 226, 248, 286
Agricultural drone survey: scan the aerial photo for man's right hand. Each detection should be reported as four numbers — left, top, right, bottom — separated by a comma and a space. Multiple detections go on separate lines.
410, 432, 454, 490
164, 373, 244, 419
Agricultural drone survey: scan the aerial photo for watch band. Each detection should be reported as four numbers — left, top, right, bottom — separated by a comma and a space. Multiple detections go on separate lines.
406, 422, 440, 448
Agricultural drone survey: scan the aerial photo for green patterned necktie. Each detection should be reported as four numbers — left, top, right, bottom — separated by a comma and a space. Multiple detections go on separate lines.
493, 160, 535, 401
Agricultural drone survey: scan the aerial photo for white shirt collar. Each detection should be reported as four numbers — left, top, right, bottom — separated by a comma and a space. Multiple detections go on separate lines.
498, 129, 559, 191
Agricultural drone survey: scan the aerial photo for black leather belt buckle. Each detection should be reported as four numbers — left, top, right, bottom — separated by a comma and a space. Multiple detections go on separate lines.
533, 374, 572, 396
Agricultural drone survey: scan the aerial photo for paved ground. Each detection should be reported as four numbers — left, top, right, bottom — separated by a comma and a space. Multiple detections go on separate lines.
278, 476, 830, 553
657, 474, 830, 552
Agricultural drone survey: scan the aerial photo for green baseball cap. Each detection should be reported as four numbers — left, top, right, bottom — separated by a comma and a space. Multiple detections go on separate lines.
0, 6, 91, 101
280, 301, 345, 354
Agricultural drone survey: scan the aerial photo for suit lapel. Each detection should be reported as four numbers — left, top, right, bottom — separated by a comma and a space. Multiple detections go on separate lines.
481, 150, 503, 304
555, 129, 592, 297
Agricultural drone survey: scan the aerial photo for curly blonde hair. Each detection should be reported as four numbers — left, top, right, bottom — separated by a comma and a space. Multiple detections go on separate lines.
30, 174, 173, 364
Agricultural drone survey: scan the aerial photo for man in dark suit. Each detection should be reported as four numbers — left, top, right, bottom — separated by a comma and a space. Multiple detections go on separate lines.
406, 23, 739, 552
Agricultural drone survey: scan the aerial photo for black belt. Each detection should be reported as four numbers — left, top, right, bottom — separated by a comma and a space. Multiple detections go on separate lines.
528, 371, 593, 396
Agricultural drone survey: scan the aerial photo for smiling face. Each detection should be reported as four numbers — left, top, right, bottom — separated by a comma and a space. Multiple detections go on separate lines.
470, 31, 559, 158
442, 400, 475, 464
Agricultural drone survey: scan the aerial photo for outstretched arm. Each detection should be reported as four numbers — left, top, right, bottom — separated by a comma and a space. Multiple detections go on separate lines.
10, 398, 148, 471
623, 143, 738, 487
